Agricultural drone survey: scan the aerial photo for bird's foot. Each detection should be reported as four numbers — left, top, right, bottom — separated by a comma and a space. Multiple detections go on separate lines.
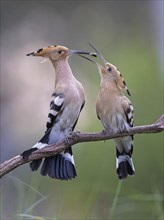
64, 131, 80, 146
101, 129, 107, 135
102, 128, 114, 135
101, 129, 113, 143
70, 131, 80, 138
101, 129, 110, 135
64, 136, 71, 146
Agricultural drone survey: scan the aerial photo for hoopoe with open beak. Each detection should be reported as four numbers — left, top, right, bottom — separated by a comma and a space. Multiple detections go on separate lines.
22, 45, 96, 180
80, 44, 135, 180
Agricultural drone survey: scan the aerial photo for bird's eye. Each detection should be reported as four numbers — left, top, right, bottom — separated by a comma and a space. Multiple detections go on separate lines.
108, 67, 112, 72
58, 50, 62, 54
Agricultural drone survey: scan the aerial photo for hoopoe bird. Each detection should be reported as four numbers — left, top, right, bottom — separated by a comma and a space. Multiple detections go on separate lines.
80, 44, 135, 180
22, 45, 96, 180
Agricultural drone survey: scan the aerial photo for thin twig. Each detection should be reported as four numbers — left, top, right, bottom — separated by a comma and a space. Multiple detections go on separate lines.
0, 114, 163, 178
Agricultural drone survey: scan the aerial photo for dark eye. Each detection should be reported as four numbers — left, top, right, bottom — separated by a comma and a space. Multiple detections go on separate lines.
108, 67, 112, 72
58, 50, 62, 54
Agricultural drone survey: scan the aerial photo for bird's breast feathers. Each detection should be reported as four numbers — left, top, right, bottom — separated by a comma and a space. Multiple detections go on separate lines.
96, 93, 133, 132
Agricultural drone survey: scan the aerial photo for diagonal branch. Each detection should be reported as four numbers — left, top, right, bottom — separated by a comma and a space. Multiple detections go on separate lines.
0, 114, 163, 178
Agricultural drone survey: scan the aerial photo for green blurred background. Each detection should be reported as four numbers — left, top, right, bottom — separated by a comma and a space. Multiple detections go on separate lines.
0, 1, 163, 219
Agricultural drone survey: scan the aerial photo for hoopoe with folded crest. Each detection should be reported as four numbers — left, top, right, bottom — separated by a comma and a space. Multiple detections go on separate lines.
80, 44, 135, 180
22, 45, 96, 180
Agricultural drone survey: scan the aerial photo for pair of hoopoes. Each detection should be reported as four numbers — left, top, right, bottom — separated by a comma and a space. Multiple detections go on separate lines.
22, 44, 135, 180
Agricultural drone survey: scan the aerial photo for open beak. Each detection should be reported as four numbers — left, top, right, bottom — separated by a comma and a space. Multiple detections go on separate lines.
68, 49, 97, 57
79, 55, 103, 70
88, 43, 107, 64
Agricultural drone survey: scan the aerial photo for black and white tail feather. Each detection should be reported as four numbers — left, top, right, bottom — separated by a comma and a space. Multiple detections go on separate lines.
22, 92, 78, 180
115, 103, 135, 180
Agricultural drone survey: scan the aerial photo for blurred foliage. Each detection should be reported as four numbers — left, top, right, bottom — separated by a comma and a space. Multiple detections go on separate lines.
0, 1, 163, 220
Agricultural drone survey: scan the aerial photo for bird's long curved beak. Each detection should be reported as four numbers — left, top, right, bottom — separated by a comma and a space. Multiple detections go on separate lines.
68, 50, 97, 57
89, 43, 107, 64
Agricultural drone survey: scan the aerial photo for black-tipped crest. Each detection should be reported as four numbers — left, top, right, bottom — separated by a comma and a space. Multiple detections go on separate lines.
89, 43, 107, 64
37, 48, 43, 53
26, 52, 35, 56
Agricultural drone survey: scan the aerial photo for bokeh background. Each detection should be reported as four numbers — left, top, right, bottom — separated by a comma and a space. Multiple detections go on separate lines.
0, 1, 163, 220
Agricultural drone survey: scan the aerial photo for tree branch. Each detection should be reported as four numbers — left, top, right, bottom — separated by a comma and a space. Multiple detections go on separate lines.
0, 114, 163, 178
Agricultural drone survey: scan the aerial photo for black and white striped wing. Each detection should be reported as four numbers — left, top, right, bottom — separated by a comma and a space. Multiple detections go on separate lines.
45, 92, 65, 132
121, 98, 134, 128
22, 93, 65, 159
125, 103, 134, 128
31, 92, 65, 146
125, 103, 134, 127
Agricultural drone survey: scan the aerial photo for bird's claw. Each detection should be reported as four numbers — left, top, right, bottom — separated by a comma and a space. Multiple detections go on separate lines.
70, 131, 80, 138
64, 131, 80, 146
101, 129, 107, 135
